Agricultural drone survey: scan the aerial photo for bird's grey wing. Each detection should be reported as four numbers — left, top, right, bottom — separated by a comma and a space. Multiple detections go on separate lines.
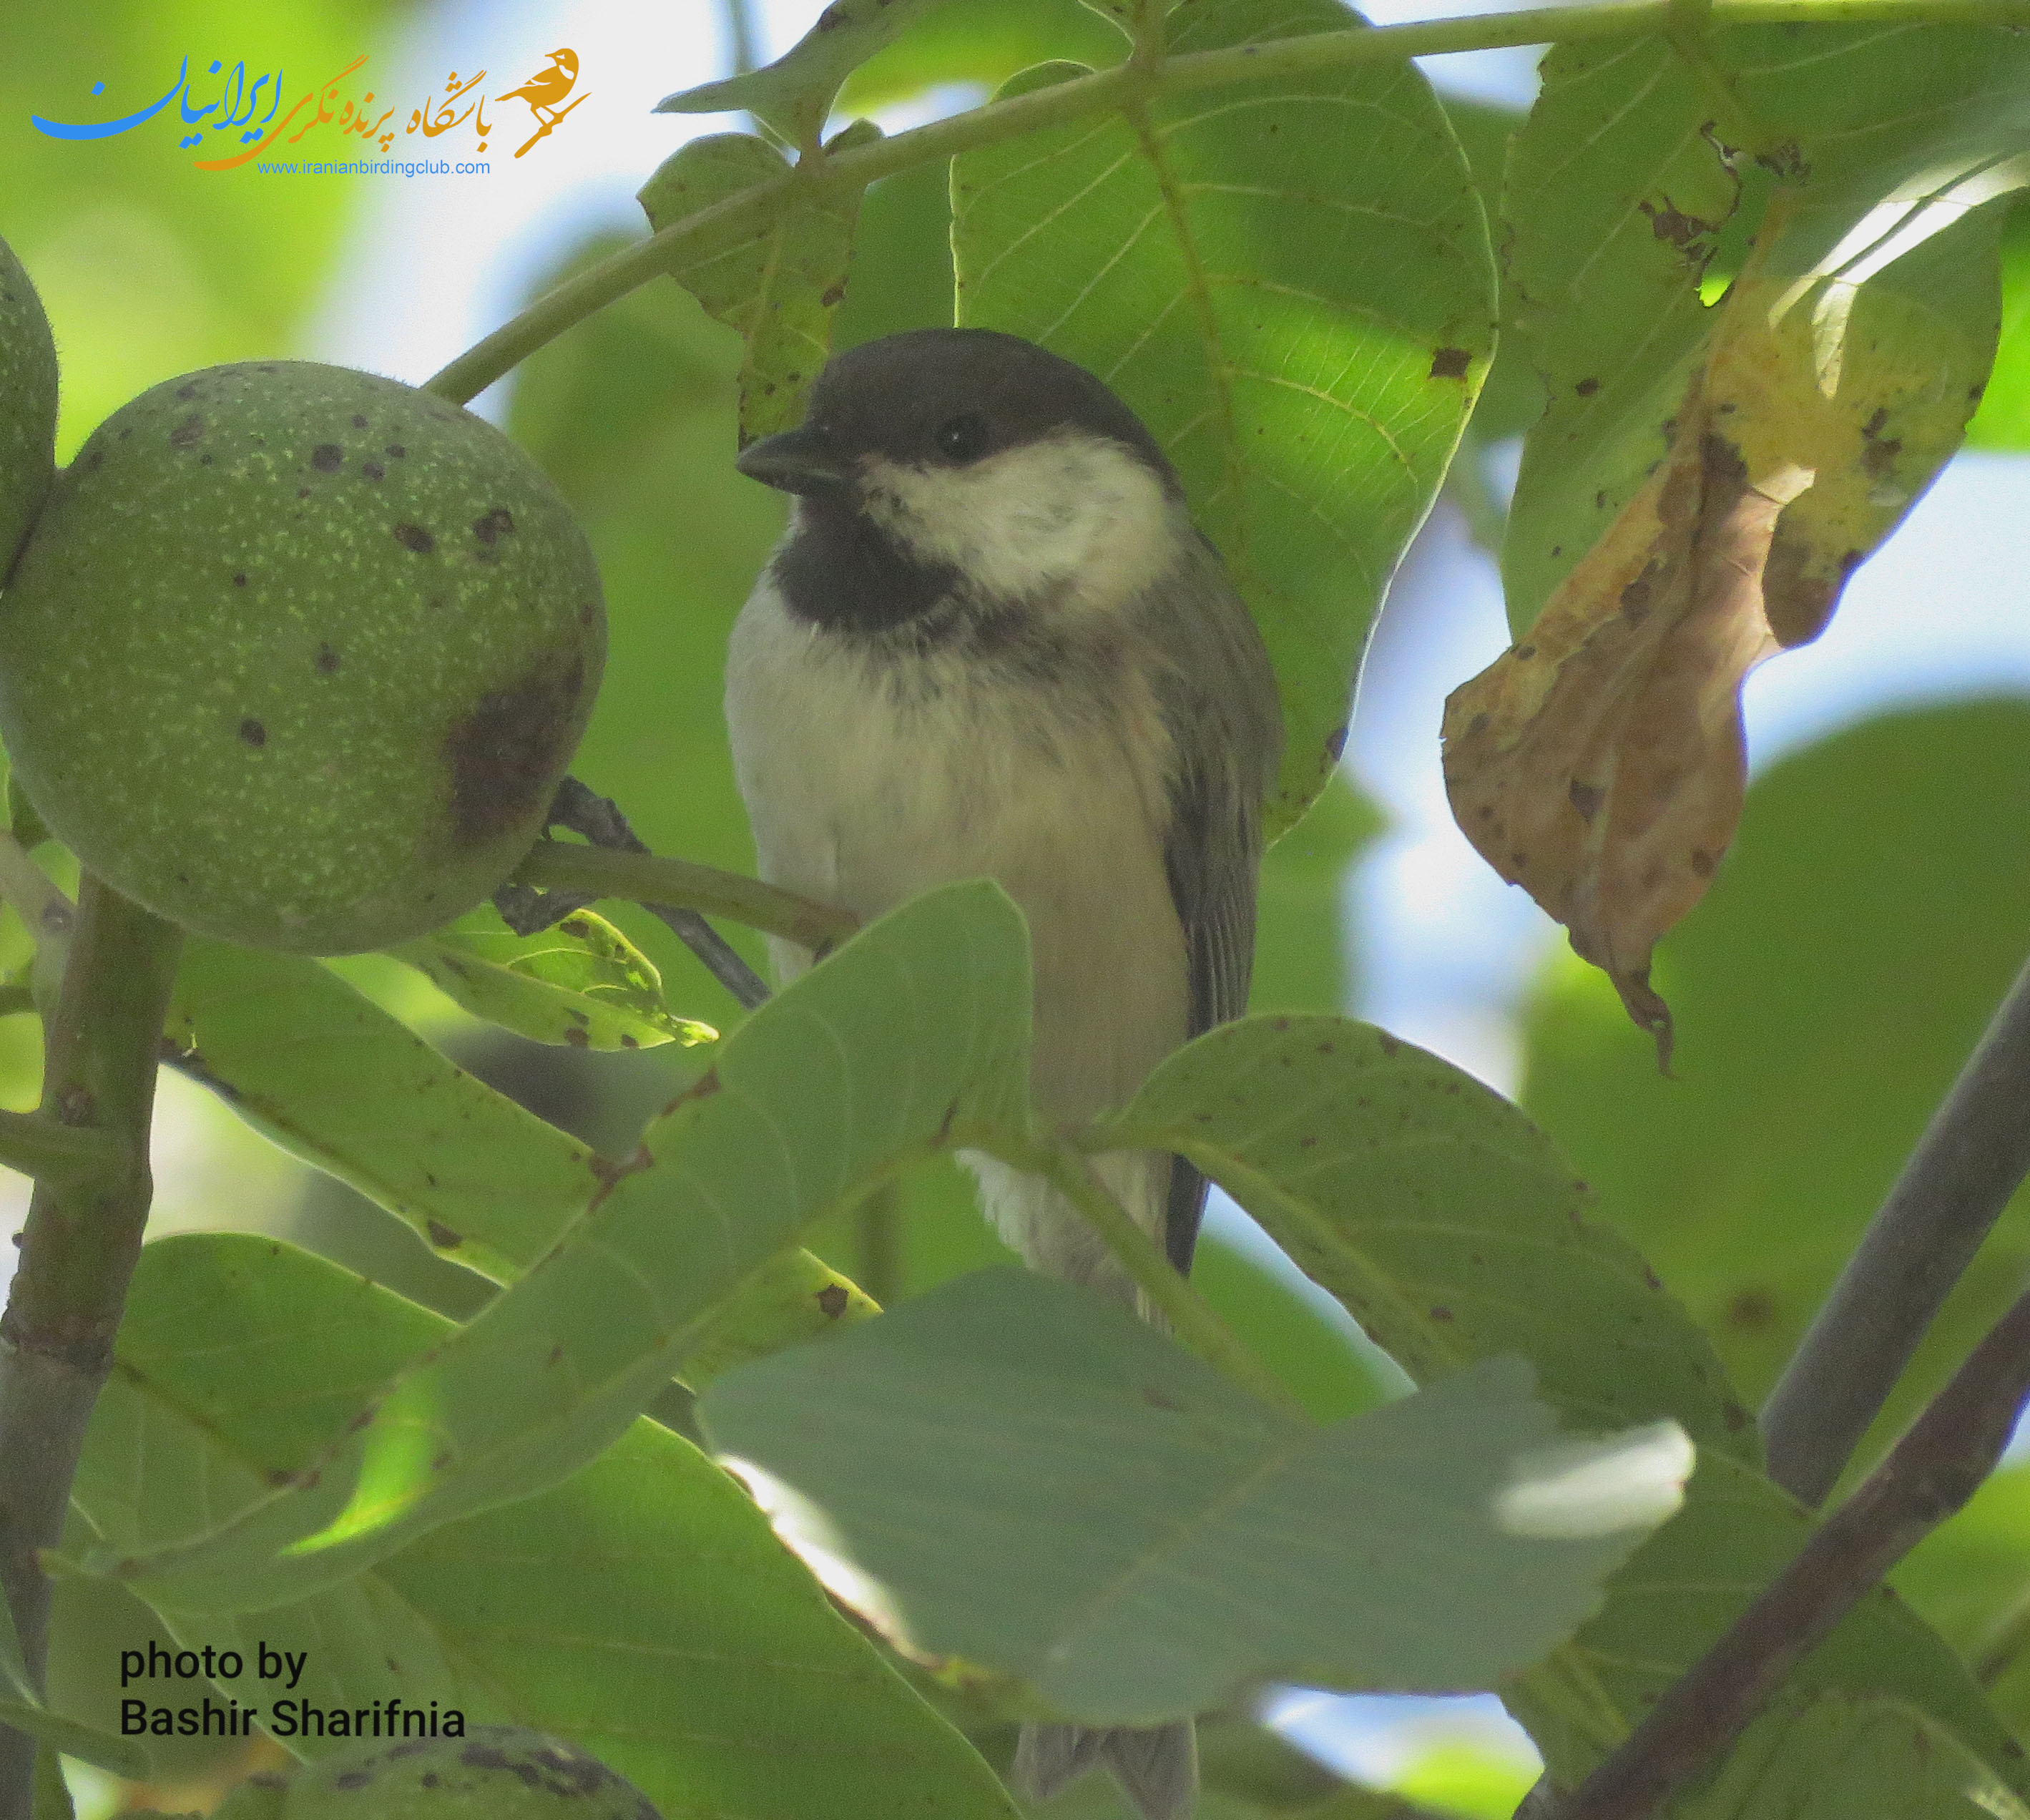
1143, 537, 1283, 1273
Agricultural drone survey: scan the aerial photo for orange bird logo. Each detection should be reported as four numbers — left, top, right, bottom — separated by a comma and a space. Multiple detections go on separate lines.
496, 48, 585, 157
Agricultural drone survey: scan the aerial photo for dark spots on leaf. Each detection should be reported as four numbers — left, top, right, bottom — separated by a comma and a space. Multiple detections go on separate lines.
1690, 847, 1715, 877
561, 916, 592, 937
232, 571, 247, 588
1596, 489, 1608, 509
394, 522, 436, 554
80, 447, 104, 474
350, 414, 368, 429
1514, 644, 1535, 660
473, 506, 515, 544
1569, 779, 1603, 821
1142, 1386, 1184, 1411
310, 443, 343, 471
564, 1026, 590, 1047
547, 1344, 564, 1366
177, 382, 200, 401
1376, 1032, 1400, 1056
443, 654, 585, 844
1621, 560, 1662, 625
361, 460, 385, 481
170, 414, 205, 449
238, 717, 267, 748
1723, 1401, 1752, 1433
334, 1769, 371, 1791
1638, 196, 1715, 250
1725, 1287, 1777, 1331
1429, 346, 1471, 380
297, 486, 312, 499
386, 443, 407, 457
315, 643, 340, 674
1325, 723, 1348, 763
621, 1033, 639, 1050
1429, 1305, 1454, 1323
818, 1283, 849, 1318
426, 1219, 461, 1248
1575, 376, 1599, 396
820, 280, 846, 308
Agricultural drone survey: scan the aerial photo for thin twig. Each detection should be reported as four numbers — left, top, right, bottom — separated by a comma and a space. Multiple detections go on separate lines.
511, 833, 851, 955
421, 0, 2030, 408
1553, 1281, 2030, 1820
1761, 949, 2030, 1508
496, 781, 799, 1011
0, 879, 182, 1818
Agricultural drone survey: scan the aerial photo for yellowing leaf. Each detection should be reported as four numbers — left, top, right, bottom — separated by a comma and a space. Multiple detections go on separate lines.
1444, 182, 2009, 1060
638, 127, 878, 442
393, 901, 714, 1052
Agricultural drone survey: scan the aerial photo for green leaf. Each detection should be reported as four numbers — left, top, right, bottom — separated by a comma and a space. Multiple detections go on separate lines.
678, 1244, 882, 1386
1099, 1013, 2027, 1796
951, 0, 1496, 833
1896, 1459, 2030, 1738
1534, 1448, 2028, 1795
167, 936, 608, 1284
656, 0, 959, 145
0, 1698, 148, 1781
0, 1592, 149, 1781
1519, 701, 2030, 1479
74, 1233, 1017, 1816
638, 129, 874, 442
93, 882, 1032, 1613
390, 901, 714, 1053
701, 1268, 1687, 1724
1679, 1689, 2030, 1820
1968, 199, 2030, 446
1099, 1014, 1752, 1455
1500, 26, 2030, 635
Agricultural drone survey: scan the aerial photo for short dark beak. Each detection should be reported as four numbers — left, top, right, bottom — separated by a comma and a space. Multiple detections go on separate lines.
735, 426, 855, 496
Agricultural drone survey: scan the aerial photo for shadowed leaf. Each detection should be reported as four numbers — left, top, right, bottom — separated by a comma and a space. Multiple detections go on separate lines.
702, 1268, 1687, 1724
86, 884, 1031, 1614
75, 1234, 1016, 1816
951, 0, 1495, 834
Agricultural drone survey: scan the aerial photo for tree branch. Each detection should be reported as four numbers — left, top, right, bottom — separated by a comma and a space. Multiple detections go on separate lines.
1760, 949, 2030, 1508
421, 0, 2030, 408
0, 879, 182, 1818
1551, 1279, 2030, 1820
511, 838, 855, 956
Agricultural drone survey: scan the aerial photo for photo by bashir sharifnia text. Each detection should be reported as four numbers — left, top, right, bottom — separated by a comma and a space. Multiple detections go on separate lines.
119, 1640, 467, 1740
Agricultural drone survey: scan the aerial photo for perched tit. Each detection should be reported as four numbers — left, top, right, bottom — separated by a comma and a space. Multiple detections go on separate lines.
725, 328, 1283, 1820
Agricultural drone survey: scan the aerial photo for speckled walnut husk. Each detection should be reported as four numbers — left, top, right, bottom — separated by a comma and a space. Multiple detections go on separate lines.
0, 361, 606, 951
0, 234, 59, 579
210, 1726, 662, 1818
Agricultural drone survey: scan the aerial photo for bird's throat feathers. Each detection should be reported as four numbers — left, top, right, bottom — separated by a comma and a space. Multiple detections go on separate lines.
772, 430, 1178, 640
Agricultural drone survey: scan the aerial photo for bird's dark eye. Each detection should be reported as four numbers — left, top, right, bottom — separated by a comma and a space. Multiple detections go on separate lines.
933, 412, 992, 464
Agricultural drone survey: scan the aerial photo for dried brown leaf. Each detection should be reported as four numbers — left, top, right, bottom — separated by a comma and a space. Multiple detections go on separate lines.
1443, 187, 1999, 1062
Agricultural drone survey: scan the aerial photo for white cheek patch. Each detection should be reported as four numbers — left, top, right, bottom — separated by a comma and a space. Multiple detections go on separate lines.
860, 431, 1176, 610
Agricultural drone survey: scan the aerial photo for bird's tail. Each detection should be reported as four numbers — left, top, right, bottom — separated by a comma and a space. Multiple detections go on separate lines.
1013, 1718, 1197, 1820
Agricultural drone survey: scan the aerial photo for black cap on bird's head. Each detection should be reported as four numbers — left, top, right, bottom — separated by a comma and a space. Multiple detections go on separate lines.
735, 329, 1180, 500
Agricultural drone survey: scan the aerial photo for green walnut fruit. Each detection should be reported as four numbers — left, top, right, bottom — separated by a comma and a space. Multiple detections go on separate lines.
0, 233, 59, 578
0, 361, 605, 951
212, 1727, 662, 1818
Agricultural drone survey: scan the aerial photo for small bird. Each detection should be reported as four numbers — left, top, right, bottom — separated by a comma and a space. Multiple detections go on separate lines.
497, 48, 577, 122
725, 328, 1282, 1820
